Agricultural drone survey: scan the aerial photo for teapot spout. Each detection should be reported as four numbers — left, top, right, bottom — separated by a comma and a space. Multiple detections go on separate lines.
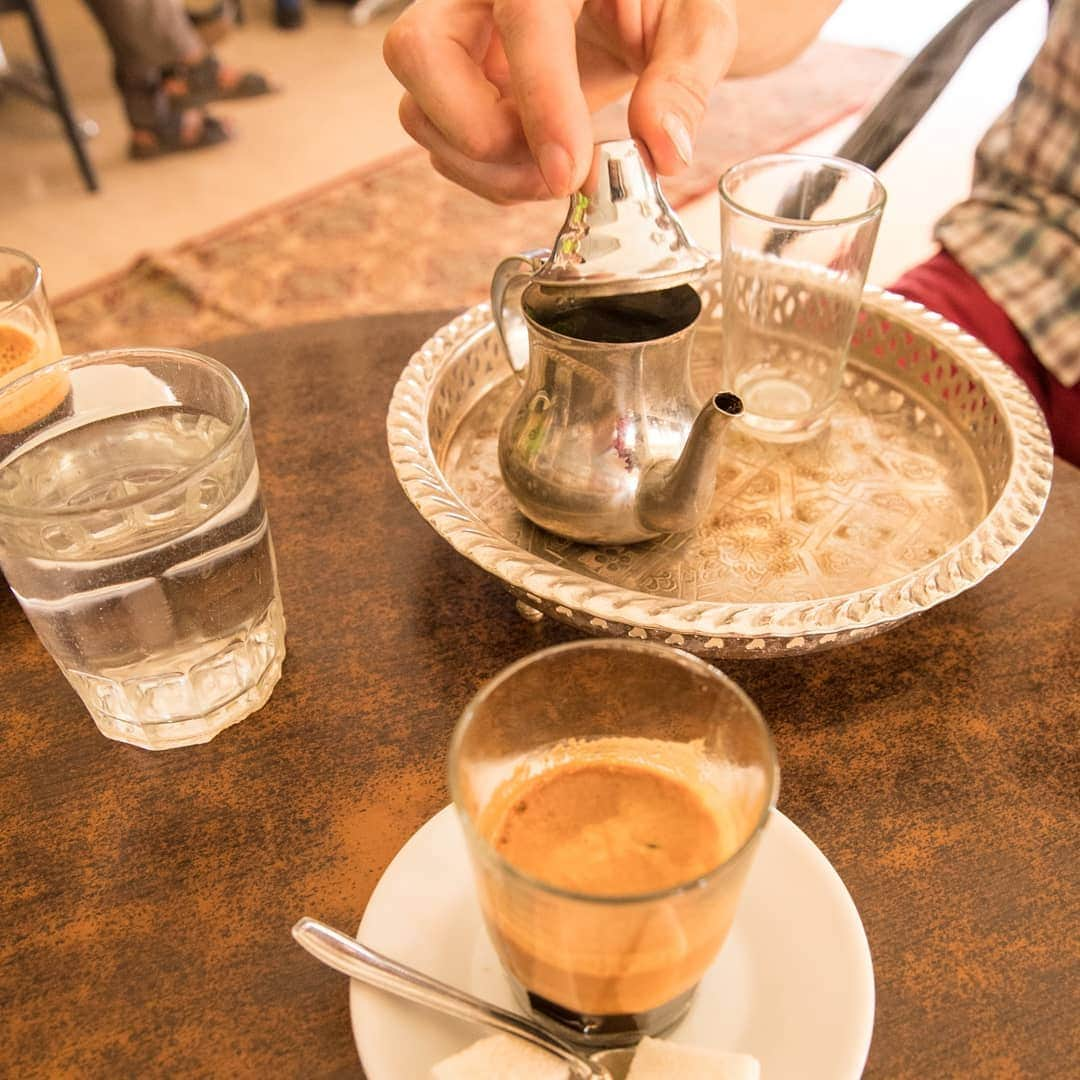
636, 392, 743, 535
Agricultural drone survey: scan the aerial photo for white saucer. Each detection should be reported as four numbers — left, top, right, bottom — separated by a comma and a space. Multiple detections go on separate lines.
350, 806, 874, 1080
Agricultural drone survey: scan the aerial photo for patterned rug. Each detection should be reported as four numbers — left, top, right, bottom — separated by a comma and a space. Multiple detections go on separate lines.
55, 41, 902, 354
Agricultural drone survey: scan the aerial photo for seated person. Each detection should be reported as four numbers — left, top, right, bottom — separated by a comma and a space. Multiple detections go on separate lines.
892, 0, 1078, 465
83, 0, 275, 158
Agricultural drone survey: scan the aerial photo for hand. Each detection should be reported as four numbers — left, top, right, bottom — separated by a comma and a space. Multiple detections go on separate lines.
383, 0, 738, 203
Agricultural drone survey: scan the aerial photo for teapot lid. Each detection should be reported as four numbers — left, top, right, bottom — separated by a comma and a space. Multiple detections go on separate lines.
532, 139, 710, 296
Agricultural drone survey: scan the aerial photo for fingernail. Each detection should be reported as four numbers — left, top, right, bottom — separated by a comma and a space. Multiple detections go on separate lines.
662, 114, 694, 167
537, 142, 574, 197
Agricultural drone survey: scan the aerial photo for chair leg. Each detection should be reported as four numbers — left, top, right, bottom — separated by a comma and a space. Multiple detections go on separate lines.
22, 0, 100, 193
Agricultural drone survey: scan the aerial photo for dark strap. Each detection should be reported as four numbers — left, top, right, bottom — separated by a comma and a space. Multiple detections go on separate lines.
765, 0, 1030, 247
837, 0, 1028, 172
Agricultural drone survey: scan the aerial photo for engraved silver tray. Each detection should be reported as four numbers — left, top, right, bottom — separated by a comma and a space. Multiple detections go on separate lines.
388, 281, 1053, 657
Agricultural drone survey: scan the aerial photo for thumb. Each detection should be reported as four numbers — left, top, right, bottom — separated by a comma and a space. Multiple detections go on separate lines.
627, 0, 737, 175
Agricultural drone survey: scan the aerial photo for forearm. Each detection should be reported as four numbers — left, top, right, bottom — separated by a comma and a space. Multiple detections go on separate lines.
728, 0, 841, 76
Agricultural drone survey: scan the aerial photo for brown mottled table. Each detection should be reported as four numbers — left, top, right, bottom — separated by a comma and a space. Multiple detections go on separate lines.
1, 313, 1077, 1079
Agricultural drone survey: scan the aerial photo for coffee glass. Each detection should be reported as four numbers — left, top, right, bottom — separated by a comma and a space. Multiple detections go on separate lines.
0, 248, 64, 445
0, 348, 285, 749
719, 153, 885, 441
449, 640, 778, 1049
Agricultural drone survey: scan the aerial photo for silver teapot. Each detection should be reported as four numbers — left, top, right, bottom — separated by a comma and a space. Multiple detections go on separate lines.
491, 140, 742, 546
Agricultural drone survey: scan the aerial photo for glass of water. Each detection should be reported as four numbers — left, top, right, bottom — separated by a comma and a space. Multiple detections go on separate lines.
0, 348, 285, 749
719, 153, 885, 441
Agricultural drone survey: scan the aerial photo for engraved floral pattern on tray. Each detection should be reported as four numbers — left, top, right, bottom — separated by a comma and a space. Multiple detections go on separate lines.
389, 285, 1053, 656
440, 364, 986, 606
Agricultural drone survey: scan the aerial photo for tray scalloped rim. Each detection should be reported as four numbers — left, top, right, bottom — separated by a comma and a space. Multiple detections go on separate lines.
387, 287, 1053, 650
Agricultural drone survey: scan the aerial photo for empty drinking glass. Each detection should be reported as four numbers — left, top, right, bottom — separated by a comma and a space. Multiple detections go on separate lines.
719, 154, 885, 441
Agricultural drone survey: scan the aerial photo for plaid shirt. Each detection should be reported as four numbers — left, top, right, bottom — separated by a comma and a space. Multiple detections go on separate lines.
934, 0, 1079, 387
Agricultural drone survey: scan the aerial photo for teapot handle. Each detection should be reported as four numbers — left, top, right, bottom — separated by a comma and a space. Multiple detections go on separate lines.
491, 250, 550, 379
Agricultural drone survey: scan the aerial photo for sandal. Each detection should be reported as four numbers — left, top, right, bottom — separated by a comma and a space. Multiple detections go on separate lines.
164, 53, 275, 109
129, 108, 231, 160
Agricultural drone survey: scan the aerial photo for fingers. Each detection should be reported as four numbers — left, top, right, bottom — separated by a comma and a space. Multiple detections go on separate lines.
492, 0, 593, 197
383, 0, 520, 162
387, 0, 737, 201
399, 94, 554, 203
429, 154, 554, 205
627, 0, 738, 175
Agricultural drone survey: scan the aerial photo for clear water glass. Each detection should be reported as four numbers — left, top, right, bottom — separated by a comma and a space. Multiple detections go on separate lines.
719, 153, 885, 441
0, 348, 285, 749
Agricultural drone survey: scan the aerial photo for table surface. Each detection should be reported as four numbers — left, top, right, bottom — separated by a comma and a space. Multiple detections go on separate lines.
1, 313, 1077, 1079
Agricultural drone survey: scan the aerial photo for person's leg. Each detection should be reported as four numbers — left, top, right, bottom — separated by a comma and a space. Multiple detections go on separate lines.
82, 0, 216, 147
891, 249, 1079, 466
184, 0, 236, 46
83, 0, 202, 95
1043, 379, 1080, 467
82, 0, 273, 155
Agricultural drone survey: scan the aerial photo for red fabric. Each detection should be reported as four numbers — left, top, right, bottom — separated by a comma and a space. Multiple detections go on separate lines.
890, 249, 1079, 466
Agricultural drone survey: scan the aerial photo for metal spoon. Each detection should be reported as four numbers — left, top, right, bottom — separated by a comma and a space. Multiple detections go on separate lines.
292, 917, 635, 1080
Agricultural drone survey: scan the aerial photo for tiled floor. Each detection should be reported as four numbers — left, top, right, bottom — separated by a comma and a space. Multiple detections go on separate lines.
0, 0, 1047, 298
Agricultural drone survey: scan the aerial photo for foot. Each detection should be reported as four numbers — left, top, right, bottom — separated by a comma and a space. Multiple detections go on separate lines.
130, 108, 232, 160
164, 52, 276, 107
